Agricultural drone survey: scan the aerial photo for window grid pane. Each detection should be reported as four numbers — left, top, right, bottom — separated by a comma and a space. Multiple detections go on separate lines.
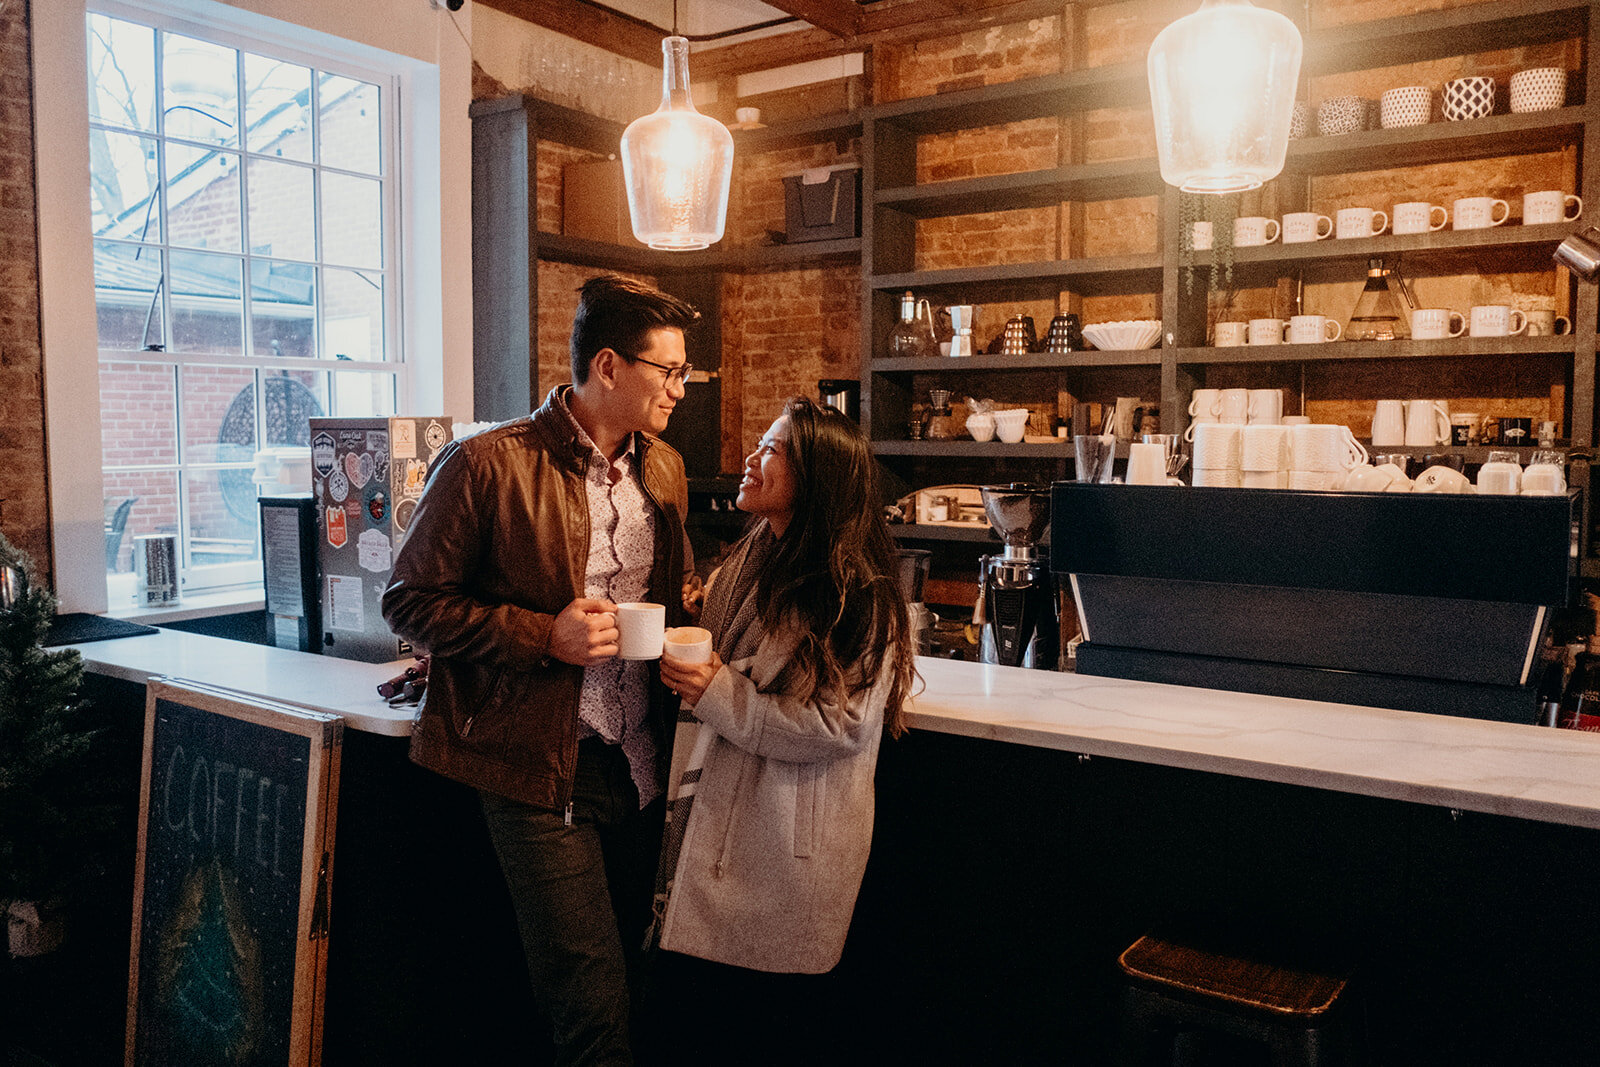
90, 12, 404, 588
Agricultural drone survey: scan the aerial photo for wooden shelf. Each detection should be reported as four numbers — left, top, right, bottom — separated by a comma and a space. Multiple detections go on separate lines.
734, 112, 863, 153
871, 254, 1163, 298
1301, 0, 1589, 78
534, 232, 862, 273
1284, 108, 1586, 177
890, 524, 1003, 544
873, 440, 1075, 458
870, 60, 1148, 134
1171, 335, 1580, 365
872, 350, 1161, 372
876, 158, 1162, 218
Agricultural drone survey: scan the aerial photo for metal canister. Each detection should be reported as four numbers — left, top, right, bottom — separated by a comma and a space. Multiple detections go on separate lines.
133, 534, 181, 605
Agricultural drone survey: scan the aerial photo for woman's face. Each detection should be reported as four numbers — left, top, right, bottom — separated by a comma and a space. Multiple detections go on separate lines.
737, 414, 797, 534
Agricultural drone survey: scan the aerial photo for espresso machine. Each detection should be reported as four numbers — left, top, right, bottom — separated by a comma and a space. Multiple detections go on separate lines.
975, 484, 1058, 669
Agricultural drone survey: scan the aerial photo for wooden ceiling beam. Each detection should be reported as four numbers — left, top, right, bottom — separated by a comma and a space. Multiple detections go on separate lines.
477, 0, 666, 66
691, 0, 1067, 79
754, 0, 862, 39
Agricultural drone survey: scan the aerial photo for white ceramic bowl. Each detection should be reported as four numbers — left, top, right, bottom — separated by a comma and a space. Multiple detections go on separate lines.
1081, 320, 1162, 351
966, 413, 996, 442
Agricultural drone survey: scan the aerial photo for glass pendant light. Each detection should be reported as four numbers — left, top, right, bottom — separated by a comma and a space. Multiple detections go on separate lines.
1147, 0, 1303, 194
621, 33, 733, 250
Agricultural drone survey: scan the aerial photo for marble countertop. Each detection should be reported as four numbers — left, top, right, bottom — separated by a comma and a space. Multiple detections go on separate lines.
68, 629, 1600, 827
69, 630, 415, 737
910, 657, 1600, 830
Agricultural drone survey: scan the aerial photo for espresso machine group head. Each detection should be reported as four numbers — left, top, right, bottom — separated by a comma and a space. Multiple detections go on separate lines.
975, 484, 1059, 669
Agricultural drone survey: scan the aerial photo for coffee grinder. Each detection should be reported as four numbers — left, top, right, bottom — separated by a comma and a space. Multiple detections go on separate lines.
974, 484, 1059, 669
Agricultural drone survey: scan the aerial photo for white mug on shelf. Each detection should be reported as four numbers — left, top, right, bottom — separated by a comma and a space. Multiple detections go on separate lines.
1336, 207, 1389, 239
1247, 318, 1286, 346
1240, 424, 1290, 470
1191, 221, 1214, 250
1282, 212, 1334, 243
1188, 388, 1222, 421
1371, 399, 1406, 446
1411, 308, 1466, 340
1247, 388, 1284, 424
1468, 305, 1528, 337
1191, 422, 1244, 469
1233, 216, 1280, 246
1216, 387, 1250, 423
1287, 315, 1342, 344
1289, 423, 1367, 472
1125, 442, 1169, 485
1213, 321, 1248, 347
1525, 310, 1571, 336
1404, 399, 1450, 446
1393, 201, 1449, 235
1524, 190, 1583, 225
1453, 196, 1510, 229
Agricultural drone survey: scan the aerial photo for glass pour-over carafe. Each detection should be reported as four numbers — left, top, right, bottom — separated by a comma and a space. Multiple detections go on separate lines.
888, 291, 940, 358
1346, 257, 1411, 341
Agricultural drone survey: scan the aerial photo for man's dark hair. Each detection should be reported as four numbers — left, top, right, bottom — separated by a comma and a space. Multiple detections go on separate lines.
570, 275, 699, 383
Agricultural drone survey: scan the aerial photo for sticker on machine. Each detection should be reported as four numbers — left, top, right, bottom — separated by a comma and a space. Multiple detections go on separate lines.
392, 419, 417, 459
403, 458, 428, 497
312, 431, 336, 476
364, 486, 387, 526
357, 527, 392, 572
327, 574, 365, 631
344, 450, 371, 490
425, 421, 447, 454
327, 468, 350, 504
326, 505, 348, 549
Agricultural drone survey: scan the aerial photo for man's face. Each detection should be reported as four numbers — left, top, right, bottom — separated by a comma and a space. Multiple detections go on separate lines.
602, 327, 687, 436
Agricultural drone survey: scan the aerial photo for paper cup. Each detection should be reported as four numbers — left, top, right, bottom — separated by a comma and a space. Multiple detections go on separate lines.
663, 625, 713, 664
616, 602, 666, 660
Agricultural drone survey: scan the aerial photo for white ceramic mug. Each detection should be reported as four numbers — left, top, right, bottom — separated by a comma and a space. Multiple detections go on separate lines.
1477, 454, 1523, 495
1247, 388, 1284, 424
1192, 221, 1214, 250
1282, 212, 1334, 243
1192, 467, 1243, 488
1216, 387, 1249, 423
1290, 423, 1367, 472
1469, 305, 1528, 337
1522, 460, 1567, 495
1453, 196, 1510, 229
1188, 388, 1222, 421
1524, 190, 1583, 225
1404, 399, 1450, 446
663, 625, 713, 663
1413, 466, 1472, 494
1213, 321, 1248, 347
1191, 422, 1243, 469
1336, 207, 1389, 239
616, 602, 667, 660
1393, 201, 1449, 235
1371, 399, 1406, 446
1282, 415, 1311, 426
1525, 310, 1572, 336
1247, 318, 1286, 346
1125, 442, 1169, 485
1240, 424, 1290, 470
1242, 470, 1289, 489
1234, 216, 1280, 246
1411, 308, 1466, 340
1287, 469, 1343, 490
1287, 315, 1342, 343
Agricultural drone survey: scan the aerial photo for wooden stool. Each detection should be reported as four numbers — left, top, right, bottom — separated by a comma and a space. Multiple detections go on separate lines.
1118, 930, 1353, 1066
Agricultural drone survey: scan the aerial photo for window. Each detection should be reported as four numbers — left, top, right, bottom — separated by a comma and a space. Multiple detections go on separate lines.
88, 8, 403, 594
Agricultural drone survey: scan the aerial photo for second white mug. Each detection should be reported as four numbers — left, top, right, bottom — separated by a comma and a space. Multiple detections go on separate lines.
1412, 308, 1466, 340
1393, 201, 1449, 234
1454, 196, 1510, 229
1336, 207, 1389, 239
1287, 315, 1342, 344
1247, 318, 1286, 345
1469, 304, 1528, 336
1282, 211, 1334, 243
1524, 190, 1583, 225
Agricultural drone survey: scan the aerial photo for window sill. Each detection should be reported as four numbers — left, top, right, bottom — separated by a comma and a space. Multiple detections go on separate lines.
104, 583, 267, 624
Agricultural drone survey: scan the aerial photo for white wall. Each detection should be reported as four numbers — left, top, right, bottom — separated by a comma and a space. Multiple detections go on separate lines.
34, 0, 474, 612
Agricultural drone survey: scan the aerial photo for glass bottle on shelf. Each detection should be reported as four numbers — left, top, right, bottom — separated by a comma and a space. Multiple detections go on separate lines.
888, 291, 939, 358
924, 389, 956, 440
1346, 257, 1411, 341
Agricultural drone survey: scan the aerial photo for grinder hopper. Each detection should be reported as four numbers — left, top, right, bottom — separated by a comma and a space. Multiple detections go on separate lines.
980, 483, 1052, 558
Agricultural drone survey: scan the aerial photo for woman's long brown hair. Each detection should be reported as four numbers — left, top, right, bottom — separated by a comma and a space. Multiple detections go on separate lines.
756, 396, 918, 737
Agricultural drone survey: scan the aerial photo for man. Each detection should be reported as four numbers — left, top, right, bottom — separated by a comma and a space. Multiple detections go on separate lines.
383, 274, 699, 1065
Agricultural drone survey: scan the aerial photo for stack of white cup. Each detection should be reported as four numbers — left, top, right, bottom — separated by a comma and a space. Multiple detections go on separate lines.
1192, 423, 1243, 487
1240, 424, 1291, 488
1287, 424, 1368, 489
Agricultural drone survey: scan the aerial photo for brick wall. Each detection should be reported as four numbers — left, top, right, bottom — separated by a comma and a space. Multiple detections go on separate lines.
0, 2, 50, 579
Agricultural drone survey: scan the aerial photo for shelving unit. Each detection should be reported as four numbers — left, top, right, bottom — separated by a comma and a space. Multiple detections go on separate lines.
859, 0, 1600, 563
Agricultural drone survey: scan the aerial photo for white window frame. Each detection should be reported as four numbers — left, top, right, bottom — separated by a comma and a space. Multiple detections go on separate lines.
34, 0, 472, 615
90, 5, 408, 596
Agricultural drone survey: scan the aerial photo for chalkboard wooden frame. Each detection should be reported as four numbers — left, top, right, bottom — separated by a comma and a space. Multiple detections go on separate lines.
125, 679, 343, 1066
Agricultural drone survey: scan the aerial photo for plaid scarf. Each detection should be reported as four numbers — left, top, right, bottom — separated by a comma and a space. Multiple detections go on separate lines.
645, 525, 774, 950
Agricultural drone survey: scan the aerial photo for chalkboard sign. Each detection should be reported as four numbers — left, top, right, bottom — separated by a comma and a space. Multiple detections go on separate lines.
126, 679, 343, 1066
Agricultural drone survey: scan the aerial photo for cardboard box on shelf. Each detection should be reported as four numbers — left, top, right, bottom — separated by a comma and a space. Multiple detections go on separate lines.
563, 159, 644, 246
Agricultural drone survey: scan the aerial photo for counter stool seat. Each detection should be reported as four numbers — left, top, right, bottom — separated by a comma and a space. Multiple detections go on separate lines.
1118, 929, 1353, 1066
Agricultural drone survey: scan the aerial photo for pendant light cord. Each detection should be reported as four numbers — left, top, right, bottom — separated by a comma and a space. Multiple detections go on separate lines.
672, 0, 679, 37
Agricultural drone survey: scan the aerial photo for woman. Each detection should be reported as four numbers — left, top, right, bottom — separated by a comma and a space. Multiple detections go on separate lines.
647, 396, 916, 1061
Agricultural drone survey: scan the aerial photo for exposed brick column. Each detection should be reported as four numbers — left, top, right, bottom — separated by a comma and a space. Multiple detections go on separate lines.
0, 0, 53, 583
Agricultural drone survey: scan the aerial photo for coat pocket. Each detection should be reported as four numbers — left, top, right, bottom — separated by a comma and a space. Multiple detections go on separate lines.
794, 763, 820, 858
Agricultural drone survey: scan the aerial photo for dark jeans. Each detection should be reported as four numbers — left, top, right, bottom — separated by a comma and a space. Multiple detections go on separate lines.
480, 738, 665, 1067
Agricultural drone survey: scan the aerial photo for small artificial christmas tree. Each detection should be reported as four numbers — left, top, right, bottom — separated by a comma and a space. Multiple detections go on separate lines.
0, 531, 95, 944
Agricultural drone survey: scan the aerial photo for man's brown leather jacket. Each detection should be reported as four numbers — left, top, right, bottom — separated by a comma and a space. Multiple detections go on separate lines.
382, 390, 692, 808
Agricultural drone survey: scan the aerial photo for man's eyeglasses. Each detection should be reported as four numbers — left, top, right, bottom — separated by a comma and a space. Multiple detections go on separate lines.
632, 355, 694, 385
